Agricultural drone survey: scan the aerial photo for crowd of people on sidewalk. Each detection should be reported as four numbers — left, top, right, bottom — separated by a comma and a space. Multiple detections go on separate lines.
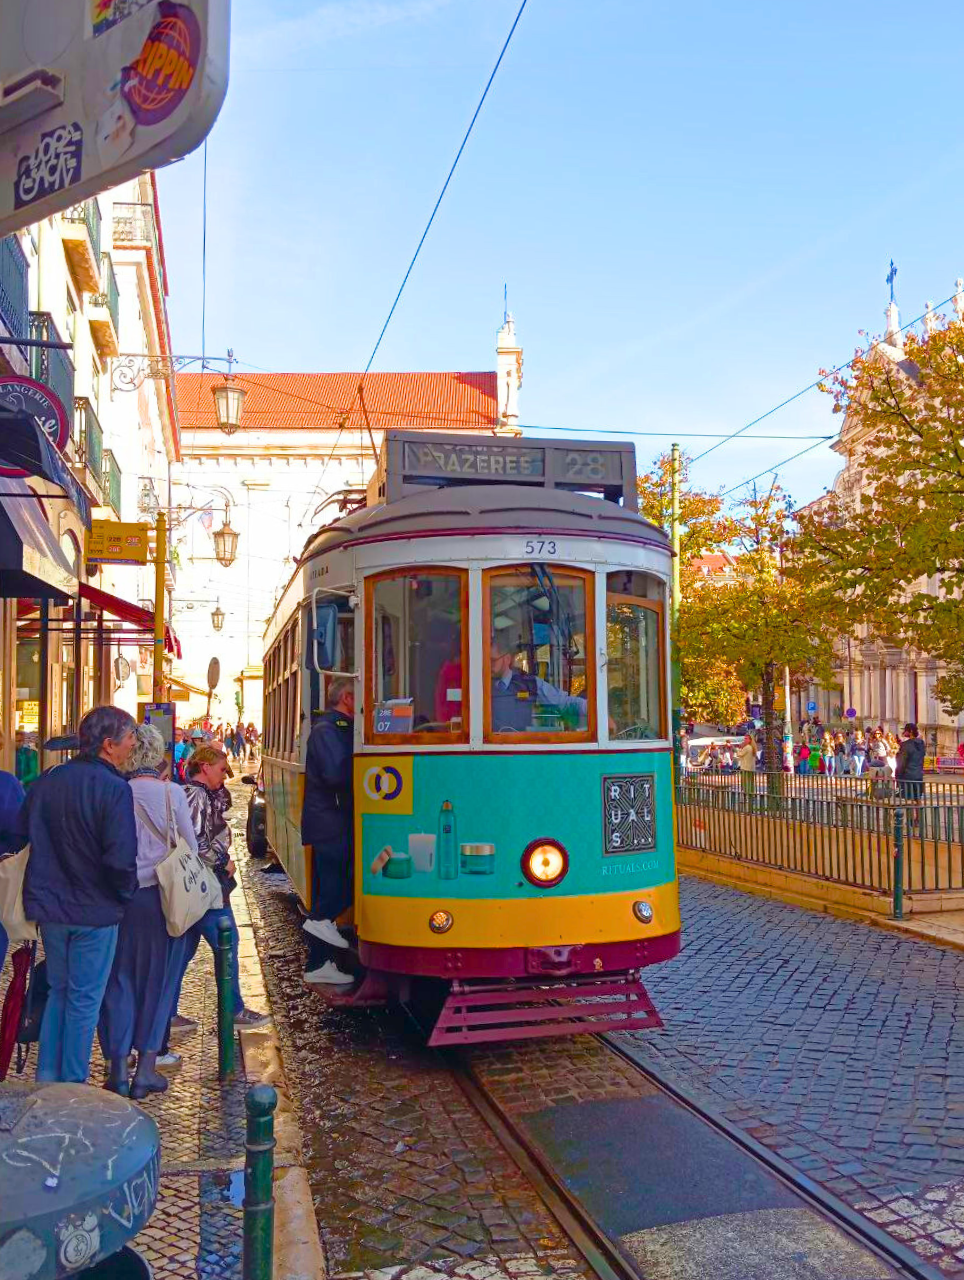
686, 721, 928, 798
0, 705, 268, 1095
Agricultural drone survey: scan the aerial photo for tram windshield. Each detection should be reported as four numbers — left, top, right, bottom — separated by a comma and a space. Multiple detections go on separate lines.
606, 571, 665, 740
485, 565, 592, 739
370, 569, 467, 741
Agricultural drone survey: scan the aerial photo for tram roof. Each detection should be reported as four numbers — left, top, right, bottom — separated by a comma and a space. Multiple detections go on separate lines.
299, 482, 670, 563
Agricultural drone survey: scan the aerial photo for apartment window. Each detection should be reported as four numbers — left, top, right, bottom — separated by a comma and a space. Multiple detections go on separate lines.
65, 292, 76, 344
91, 359, 100, 412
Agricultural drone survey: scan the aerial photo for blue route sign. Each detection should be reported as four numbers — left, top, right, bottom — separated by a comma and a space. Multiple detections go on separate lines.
806, 700, 817, 713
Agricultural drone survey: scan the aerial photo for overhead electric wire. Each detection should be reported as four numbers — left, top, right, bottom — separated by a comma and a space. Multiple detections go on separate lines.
294, 0, 529, 529
722, 438, 832, 497
693, 291, 962, 465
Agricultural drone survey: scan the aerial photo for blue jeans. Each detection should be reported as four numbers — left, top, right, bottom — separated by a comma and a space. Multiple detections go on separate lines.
38, 923, 118, 1083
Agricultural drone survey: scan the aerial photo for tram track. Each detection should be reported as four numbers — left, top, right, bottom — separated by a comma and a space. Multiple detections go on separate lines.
446, 1034, 944, 1280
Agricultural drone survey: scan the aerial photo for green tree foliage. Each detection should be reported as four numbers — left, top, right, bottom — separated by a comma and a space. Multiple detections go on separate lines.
797, 318, 964, 713
638, 451, 745, 725
680, 483, 838, 768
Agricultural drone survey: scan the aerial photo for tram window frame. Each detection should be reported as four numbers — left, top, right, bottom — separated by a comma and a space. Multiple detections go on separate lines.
482, 564, 596, 745
365, 566, 469, 746
605, 571, 666, 742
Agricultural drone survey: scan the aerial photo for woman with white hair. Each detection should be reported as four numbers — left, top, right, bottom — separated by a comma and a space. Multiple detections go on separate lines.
99, 722, 200, 1098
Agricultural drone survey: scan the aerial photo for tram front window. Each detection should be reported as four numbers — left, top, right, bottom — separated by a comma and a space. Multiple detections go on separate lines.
606, 570, 665, 740
370, 569, 467, 740
486, 566, 592, 739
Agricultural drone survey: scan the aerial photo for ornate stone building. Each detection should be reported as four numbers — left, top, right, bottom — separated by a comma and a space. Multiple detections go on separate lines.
803, 285, 964, 753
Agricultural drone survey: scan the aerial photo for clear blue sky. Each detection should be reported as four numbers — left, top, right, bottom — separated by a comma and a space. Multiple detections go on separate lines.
157, 0, 964, 506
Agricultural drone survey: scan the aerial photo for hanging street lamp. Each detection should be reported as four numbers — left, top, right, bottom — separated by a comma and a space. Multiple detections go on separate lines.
212, 506, 239, 568
212, 351, 246, 435
211, 601, 226, 632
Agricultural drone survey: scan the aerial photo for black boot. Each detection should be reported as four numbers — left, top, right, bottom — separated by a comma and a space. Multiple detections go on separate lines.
130, 1050, 169, 1100
104, 1055, 130, 1097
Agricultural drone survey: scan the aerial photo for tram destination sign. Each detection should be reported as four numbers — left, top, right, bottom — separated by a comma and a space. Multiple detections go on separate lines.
402, 441, 544, 480
375, 432, 638, 509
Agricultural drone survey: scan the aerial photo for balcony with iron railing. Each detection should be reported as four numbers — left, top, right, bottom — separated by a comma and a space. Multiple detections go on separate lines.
0, 236, 28, 373
113, 202, 166, 295
103, 448, 122, 518
29, 313, 75, 419
61, 198, 102, 292
89, 253, 120, 358
74, 398, 104, 504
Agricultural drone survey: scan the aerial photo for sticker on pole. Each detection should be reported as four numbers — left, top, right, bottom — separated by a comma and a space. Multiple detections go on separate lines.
0, 0, 229, 236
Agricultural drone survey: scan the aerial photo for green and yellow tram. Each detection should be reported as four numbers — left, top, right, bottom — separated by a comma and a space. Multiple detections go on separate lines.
260, 431, 679, 1044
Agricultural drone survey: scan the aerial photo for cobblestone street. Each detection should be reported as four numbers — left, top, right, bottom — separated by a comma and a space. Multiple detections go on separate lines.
618, 877, 964, 1275
241, 854, 590, 1280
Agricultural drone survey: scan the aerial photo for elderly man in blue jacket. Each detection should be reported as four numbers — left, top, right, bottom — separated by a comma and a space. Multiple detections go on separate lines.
16, 705, 138, 1083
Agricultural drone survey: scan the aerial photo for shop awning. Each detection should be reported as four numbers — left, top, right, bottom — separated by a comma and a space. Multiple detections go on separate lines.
0, 478, 75, 601
0, 407, 92, 527
79, 582, 182, 656
169, 675, 210, 697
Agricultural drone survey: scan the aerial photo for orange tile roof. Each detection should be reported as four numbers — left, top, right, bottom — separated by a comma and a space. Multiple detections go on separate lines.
175, 371, 499, 432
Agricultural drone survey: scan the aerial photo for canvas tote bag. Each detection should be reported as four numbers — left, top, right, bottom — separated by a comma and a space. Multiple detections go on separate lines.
136, 785, 220, 937
0, 848, 38, 943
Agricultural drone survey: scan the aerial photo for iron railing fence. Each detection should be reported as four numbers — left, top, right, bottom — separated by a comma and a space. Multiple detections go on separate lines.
28, 312, 74, 418
64, 198, 102, 261
113, 202, 165, 293
676, 771, 964, 897
74, 398, 103, 483
0, 236, 28, 354
94, 253, 120, 335
103, 448, 121, 516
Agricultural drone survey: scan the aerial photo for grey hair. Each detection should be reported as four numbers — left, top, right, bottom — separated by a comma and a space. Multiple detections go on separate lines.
128, 722, 166, 772
326, 676, 354, 710
78, 705, 137, 756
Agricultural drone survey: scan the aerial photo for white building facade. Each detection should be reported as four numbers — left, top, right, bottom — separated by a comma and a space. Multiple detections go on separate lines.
170, 318, 522, 730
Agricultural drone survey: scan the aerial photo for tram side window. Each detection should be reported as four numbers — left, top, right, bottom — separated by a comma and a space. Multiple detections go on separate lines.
485, 566, 593, 739
370, 570, 467, 740
306, 598, 355, 721
606, 570, 665, 740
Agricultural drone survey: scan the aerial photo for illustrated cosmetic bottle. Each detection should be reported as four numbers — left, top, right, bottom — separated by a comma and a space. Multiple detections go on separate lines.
437, 800, 458, 879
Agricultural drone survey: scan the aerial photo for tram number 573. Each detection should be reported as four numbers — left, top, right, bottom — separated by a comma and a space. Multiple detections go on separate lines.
523, 538, 558, 556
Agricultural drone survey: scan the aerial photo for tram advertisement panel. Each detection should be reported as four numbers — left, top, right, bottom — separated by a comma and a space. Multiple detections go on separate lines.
354, 751, 675, 900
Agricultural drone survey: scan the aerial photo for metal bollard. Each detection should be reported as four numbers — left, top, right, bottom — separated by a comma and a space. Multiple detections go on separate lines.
243, 1084, 278, 1280
217, 918, 236, 1081
893, 805, 905, 920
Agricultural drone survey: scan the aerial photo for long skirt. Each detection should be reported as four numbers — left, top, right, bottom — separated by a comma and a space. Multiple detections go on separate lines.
98, 885, 191, 1057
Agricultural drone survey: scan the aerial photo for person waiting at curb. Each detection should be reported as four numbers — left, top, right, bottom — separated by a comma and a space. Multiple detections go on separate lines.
301, 677, 356, 985
15, 706, 139, 1084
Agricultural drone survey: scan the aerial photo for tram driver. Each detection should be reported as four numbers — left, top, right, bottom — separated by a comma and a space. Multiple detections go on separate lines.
301, 676, 357, 985
490, 639, 587, 733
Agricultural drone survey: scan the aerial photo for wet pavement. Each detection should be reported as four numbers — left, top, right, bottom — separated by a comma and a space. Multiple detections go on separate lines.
617, 876, 964, 1276
240, 851, 591, 1280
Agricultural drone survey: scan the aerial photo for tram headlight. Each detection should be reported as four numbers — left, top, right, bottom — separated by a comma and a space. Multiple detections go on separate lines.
522, 839, 568, 888
429, 910, 453, 934
633, 900, 654, 924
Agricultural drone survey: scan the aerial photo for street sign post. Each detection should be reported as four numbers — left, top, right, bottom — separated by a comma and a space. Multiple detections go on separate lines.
86, 518, 149, 564
845, 707, 857, 719
0, 0, 229, 237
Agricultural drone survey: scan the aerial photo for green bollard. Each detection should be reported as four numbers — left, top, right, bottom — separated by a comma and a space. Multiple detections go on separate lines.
893, 805, 905, 920
243, 1084, 278, 1280
217, 918, 236, 1081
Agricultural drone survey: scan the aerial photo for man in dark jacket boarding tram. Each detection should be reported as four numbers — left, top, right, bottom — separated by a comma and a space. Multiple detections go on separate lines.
14, 705, 139, 1084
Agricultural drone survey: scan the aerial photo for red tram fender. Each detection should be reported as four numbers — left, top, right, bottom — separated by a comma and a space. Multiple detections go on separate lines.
358, 931, 681, 979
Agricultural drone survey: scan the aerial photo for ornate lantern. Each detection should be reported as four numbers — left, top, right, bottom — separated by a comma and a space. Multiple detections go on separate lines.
212, 507, 239, 568
212, 374, 246, 435
211, 602, 226, 632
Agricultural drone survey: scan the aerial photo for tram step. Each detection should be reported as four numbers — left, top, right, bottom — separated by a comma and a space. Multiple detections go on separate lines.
428, 972, 663, 1046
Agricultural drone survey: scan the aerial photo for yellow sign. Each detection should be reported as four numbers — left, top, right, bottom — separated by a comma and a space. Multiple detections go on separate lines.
86, 520, 150, 565
355, 756, 413, 815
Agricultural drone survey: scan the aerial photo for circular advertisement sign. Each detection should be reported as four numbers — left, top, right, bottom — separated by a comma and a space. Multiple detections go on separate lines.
0, 376, 70, 477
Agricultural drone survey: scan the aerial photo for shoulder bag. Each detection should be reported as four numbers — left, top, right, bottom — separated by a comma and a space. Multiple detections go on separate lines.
0, 846, 37, 943
136, 784, 221, 937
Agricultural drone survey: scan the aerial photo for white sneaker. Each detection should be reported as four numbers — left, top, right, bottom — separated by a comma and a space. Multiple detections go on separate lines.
304, 960, 355, 985
302, 918, 349, 949
155, 1053, 182, 1070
